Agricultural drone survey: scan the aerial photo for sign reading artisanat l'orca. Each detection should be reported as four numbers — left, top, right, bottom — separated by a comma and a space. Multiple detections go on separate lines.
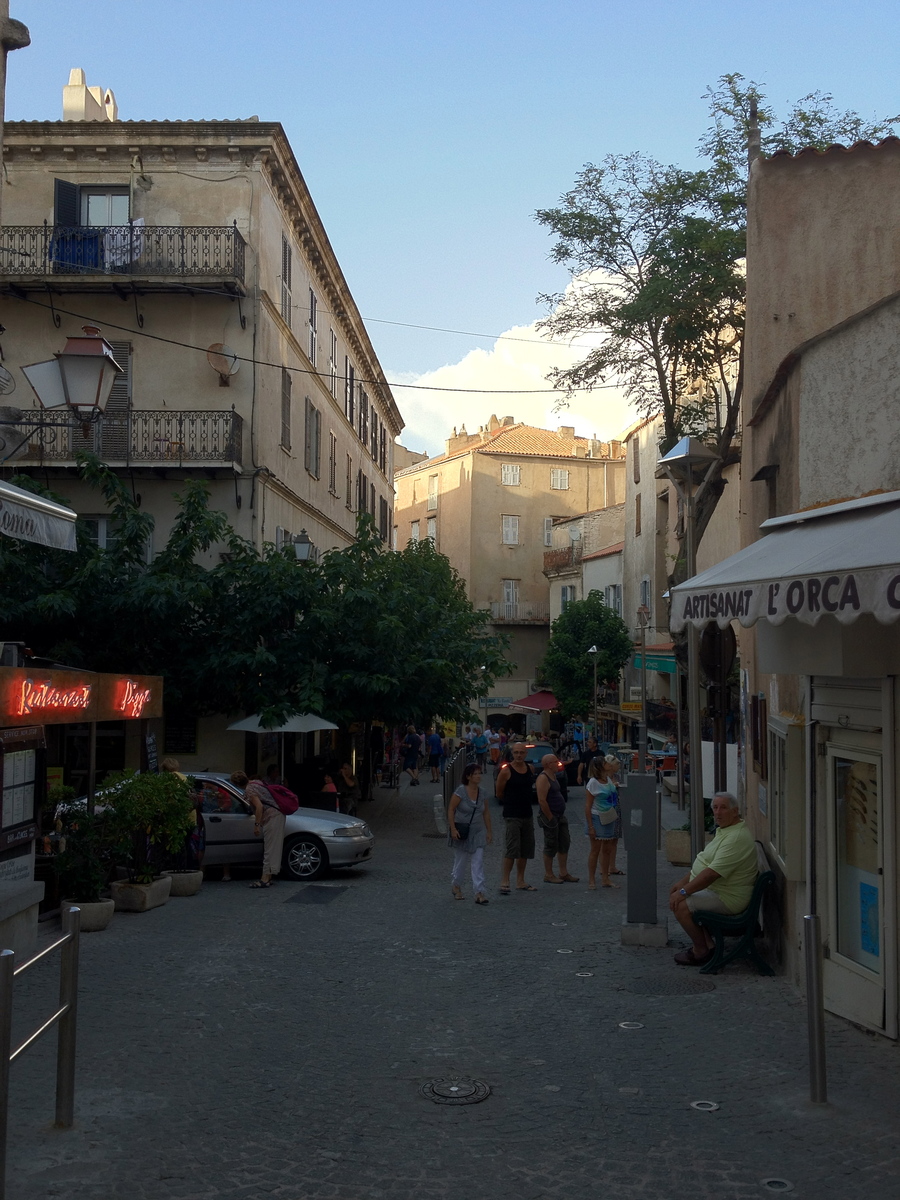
672, 568, 900, 631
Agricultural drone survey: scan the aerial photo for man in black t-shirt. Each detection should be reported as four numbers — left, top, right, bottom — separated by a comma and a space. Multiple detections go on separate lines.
576, 737, 599, 786
495, 741, 537, 893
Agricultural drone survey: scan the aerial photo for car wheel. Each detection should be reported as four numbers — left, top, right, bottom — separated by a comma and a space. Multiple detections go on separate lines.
283, 835, 328, 881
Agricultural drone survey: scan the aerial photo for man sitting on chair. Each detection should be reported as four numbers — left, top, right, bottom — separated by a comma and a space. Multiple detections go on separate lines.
668, 792, 758, 967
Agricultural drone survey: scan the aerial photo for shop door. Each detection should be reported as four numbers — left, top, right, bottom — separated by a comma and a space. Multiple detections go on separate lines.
823, 739, 894, 1034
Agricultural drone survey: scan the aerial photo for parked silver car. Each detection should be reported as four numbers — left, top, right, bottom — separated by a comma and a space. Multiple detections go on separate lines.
195, 773, 374, 881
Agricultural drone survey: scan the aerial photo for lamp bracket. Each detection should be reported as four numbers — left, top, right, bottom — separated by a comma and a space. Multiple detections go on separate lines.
131, 287, 144, 329
45, 287, 61, 329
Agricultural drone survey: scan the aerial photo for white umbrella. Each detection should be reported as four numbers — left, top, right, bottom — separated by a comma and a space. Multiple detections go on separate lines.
227, 713, 339, 733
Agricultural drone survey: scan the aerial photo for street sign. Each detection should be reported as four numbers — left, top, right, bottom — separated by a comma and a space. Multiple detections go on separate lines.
620, 701, 642, 712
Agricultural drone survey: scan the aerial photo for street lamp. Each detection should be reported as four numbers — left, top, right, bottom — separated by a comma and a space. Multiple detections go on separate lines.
587, 644, 598, 744
292, 529, 317, 562
636, 604, 650, 771
22, 326, 124, 429
657, 435, 721, 862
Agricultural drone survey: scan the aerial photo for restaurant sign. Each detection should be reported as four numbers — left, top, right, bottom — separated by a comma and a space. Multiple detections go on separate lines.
672, 568, 900, 632
0, 667, 163, 727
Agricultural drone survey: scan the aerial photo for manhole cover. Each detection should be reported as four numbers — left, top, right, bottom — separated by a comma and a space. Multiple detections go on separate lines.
556, 949, 574, 954
618, 1021, 644, 1030
626, 975, 716, 996
760, 1181, 794, 1193
421, 1078, 491, 1105
575, 971, 593, 977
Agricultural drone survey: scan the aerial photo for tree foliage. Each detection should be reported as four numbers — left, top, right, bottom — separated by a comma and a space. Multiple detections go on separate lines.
0, 457, 509, 730
540, 591, 633, 720
536, 74, 899, 556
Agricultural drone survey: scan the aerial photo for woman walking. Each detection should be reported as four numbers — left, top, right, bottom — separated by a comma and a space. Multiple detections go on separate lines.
448, 762, 493, 904
584, 754, 623, 889
231, 771, 285, 888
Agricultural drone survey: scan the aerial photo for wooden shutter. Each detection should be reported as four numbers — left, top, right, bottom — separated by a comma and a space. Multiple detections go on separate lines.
98, 340, 131, 460
281, 236, 292, 327
54, 178, 80, 227
313, 405, 321, 478
281, 369, 292, 450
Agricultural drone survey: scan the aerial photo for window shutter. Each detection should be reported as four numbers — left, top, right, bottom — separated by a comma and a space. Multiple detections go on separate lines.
345, 359, 355, 424
314, 406, 321, 478
54, 178, 80, 227
304, 397, 313, 471
281, 236, 292, 328
543, 517, 553, 547
281, 369, 292, 450
98, 340, 131, 460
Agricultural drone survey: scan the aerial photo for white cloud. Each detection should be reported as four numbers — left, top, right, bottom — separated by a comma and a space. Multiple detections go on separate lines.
387, 300, 640, 457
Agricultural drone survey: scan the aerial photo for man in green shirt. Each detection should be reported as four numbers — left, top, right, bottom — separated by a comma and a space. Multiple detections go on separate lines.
668, 792, 759, 966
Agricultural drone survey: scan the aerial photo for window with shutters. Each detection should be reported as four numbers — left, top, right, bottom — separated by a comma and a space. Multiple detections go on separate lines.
550, 468, 569, 490
632, 435, 641, 484
346, 453, 354, 510
501, 515, 519, 545
427, 475, 438, 511
76, 339, 131, 460
83, 513, 151, 562
304, 398, 321, 478
344, 358, 355, 424
329, 330, 338, 397
379, 426, 387, 473
328, 431, 338, 494
358, 389, 369, 445
356, 469, 368, 514
501, 463, 520, 486
280, 368, 292, 450
426, 516, 436, 542
410, 520, 420, 543
379, 496, 389, 542
280, 236, 292, 328
308, 288, 317, 363
561, 585, 577, 611
543, 517, 553, 547
54, 179, 129, 227
640, 577, 651, 616
370, 409, 379, 459
605, 584, 622, 616
370, 481, 376, 517
635, 492, 642, 535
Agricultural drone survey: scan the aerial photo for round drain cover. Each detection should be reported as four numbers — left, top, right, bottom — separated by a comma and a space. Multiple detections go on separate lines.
761, 1181, 794, 1193
556, 949, 574, 954
618, 1021, 644, 1030
626, 975, 716, 996
420, 1078, 491, 1105
690, 1100, 720, 1112
575, 971, 593, 977
552, 922, 568, 927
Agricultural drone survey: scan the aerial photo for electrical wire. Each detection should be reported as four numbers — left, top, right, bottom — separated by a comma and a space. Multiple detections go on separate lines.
10, 293, 624, 395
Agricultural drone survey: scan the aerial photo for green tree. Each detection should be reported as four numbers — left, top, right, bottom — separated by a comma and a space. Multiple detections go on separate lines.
536, 74, 899, 561
540, 592, 633, 720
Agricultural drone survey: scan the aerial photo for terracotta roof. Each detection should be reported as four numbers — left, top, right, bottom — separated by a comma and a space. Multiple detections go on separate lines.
768, 135, 900, 161
582, 541, 624, 562
477, 424, 592, 458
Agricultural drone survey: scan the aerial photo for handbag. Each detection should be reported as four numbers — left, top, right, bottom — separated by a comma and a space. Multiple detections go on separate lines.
454, 795, 479, 842
598, 805, 618, 825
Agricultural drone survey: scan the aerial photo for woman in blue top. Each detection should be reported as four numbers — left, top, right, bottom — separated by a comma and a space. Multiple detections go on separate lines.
584, 754, 622, 889
448, 763, 493, 904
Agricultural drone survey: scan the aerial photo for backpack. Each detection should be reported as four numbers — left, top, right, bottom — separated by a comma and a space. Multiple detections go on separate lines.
266, 782, 299, 815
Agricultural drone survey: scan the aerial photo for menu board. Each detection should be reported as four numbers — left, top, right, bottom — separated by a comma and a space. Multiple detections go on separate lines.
2, 748, 36, 829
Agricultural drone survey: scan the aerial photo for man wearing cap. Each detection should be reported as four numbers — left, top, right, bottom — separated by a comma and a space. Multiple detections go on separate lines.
668, 792, 759, 966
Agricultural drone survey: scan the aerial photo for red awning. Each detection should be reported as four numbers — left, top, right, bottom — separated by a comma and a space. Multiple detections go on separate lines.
509, 689, 558, 712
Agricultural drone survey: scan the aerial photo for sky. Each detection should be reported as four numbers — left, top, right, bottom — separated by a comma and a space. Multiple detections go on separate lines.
7, 0, 900, 455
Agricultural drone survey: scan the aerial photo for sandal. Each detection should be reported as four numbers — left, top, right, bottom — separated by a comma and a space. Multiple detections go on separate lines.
543, 876, 563, 884
560, 874, 580, 883
249, 880, 271, 889
452, 885, 465, 901
516, 884, 538, 891
474, 893, 489, 905
499, 884, 511, 895
674, 947, 714, 966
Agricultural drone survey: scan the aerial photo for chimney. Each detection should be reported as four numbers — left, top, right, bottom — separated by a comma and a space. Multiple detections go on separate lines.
501, 415, 515, 426
63, 68, 118, 122
558, 425, 575, 439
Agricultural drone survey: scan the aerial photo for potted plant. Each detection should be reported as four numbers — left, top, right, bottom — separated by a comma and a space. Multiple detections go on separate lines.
664, 800, 715, 866
53, 807, 116, 932
104, 770, 196, 912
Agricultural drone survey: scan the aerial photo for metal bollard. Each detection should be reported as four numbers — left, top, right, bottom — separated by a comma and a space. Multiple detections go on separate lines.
0, 949, 14, 1198
803, 913, 828, 1104
55, 905, 80, 1128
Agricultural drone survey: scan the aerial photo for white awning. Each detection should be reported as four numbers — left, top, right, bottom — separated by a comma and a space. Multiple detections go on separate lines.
0, 480, 77, 551
671, 491, 900, 632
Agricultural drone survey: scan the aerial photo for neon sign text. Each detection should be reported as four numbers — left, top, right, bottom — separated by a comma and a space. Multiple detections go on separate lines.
17, 678, 92, 716
117, 679, 152, 719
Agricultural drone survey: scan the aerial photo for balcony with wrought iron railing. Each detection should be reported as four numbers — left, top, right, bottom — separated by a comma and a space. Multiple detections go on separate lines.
0, 224, 246, 291
488, 600, 550, 624
1, 409, 243, 469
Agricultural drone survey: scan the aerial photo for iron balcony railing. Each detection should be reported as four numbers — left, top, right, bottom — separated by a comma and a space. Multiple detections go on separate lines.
0, 224, 245, 284
6, 409, 243, 467
489, 600, 550, 623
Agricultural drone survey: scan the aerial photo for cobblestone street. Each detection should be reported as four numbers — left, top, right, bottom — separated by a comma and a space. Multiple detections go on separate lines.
7, 781, 900, 1200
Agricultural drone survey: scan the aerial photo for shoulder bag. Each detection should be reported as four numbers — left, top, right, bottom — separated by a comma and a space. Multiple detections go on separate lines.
454, 793, 479, 842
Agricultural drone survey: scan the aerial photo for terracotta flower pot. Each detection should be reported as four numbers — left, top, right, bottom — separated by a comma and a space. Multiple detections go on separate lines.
162, 869, 203, 897
664, 829, 713, 866
110, 875, 173, 913
61, 897, 115, 932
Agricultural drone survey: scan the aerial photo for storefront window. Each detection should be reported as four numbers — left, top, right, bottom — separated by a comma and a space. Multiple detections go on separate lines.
832, 750, 881, 974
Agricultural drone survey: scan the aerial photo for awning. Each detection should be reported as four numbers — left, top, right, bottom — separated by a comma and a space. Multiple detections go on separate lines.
509, 689, 558, 712
672, 491, 900, 632
227, 713, 339, 733
0, 480, 77, 551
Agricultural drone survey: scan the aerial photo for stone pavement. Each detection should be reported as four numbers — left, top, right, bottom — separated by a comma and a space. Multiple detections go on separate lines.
6, 778, 900, 1200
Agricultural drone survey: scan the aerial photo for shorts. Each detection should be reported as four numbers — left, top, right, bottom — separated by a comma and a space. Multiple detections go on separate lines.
428, 754, 440, 768
504, 816, 535, 860
685, 889, 732, 914
539, 811, 570, 857
403, 755, 418, 770
585, 812, 618, 840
